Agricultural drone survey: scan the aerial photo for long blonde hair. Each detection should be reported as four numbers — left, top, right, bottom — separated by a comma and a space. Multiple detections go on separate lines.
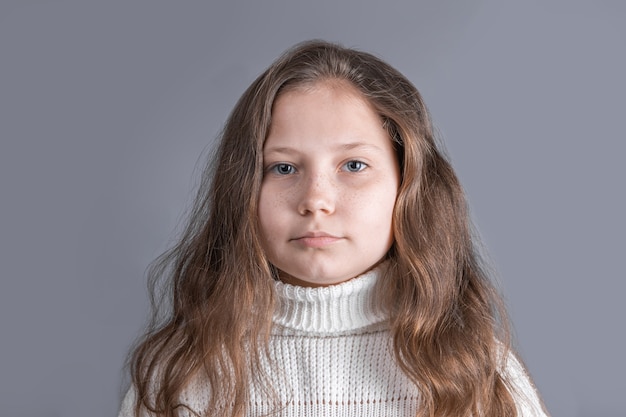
129, 40, 517, 417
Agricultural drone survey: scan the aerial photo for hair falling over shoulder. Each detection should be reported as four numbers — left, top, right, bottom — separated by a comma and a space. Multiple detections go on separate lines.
128, 40, 519, 417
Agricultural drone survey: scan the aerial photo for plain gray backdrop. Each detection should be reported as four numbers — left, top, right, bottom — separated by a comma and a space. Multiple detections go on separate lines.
1, 1, 624, 416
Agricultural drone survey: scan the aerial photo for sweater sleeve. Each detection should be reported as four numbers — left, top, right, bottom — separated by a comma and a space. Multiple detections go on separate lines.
117, 386, 138, 417
117, 383, 208, 417
117, 386, 157, 417
504, 352, 550, 417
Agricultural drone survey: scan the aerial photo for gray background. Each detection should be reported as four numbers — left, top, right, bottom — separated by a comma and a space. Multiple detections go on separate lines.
1, 1, 624, 416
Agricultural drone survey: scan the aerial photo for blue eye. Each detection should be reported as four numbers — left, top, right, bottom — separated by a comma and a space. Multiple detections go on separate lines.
270, 163, 296, 175
343, 160, 367, 172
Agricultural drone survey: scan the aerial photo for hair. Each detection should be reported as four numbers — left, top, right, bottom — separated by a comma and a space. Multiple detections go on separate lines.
128, 40, 519, 417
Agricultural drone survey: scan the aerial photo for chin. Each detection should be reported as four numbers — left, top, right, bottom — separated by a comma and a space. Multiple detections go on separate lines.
279, 268, 354, 288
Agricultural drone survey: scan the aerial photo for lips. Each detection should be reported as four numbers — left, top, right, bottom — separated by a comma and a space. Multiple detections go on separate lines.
292, 232, 342, 248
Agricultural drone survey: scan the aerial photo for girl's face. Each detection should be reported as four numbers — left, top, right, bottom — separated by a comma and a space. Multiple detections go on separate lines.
258, 81, 400, 287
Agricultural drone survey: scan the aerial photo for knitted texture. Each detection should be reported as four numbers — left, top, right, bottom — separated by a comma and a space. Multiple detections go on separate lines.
246, 266, 419, 416
118, 265, 548, 416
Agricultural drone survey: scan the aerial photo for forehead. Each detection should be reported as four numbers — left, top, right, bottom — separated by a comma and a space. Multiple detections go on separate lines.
264, 80, 393, 156
270, 80, 380, 128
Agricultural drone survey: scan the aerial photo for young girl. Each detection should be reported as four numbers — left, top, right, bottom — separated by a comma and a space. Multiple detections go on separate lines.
119, 40, 549, 417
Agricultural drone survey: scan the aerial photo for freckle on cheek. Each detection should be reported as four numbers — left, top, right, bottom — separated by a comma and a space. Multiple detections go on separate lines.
275, 193, 287, 207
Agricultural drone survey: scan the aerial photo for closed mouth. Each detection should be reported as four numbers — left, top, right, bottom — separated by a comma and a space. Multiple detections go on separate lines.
292, 232, 342, 248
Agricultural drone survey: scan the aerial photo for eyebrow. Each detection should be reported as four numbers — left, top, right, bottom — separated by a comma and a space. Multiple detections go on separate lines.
264, 141, 383, 155
338, 142, 383, 152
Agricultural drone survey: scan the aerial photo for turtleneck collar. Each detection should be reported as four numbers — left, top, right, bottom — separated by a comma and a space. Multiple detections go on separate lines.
272, 264, 389, 334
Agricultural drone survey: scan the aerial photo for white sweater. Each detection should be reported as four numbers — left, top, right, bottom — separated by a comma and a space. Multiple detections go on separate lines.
118, 266, 548, 416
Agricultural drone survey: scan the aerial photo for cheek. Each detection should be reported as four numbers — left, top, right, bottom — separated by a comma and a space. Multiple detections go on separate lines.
258, 186, 286, 241
366, 187, 398, 241
257, 193, 273, 239
361, 180, 398, 219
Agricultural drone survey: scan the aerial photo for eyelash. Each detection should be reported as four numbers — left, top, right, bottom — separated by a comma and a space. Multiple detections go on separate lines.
269, 163, 296, 175
342, 160, 367, 172
267, 160, 368, 175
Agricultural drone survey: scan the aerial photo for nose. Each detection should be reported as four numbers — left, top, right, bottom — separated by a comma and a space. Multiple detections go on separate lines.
297, 174, 336, 216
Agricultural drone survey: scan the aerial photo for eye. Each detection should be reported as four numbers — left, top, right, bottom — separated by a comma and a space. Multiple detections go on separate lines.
269, 163, 296, 175
342, 160, 367, 172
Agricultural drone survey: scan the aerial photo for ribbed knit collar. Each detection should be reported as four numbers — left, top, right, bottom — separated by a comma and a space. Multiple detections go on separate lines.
272, 264, 389, 334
